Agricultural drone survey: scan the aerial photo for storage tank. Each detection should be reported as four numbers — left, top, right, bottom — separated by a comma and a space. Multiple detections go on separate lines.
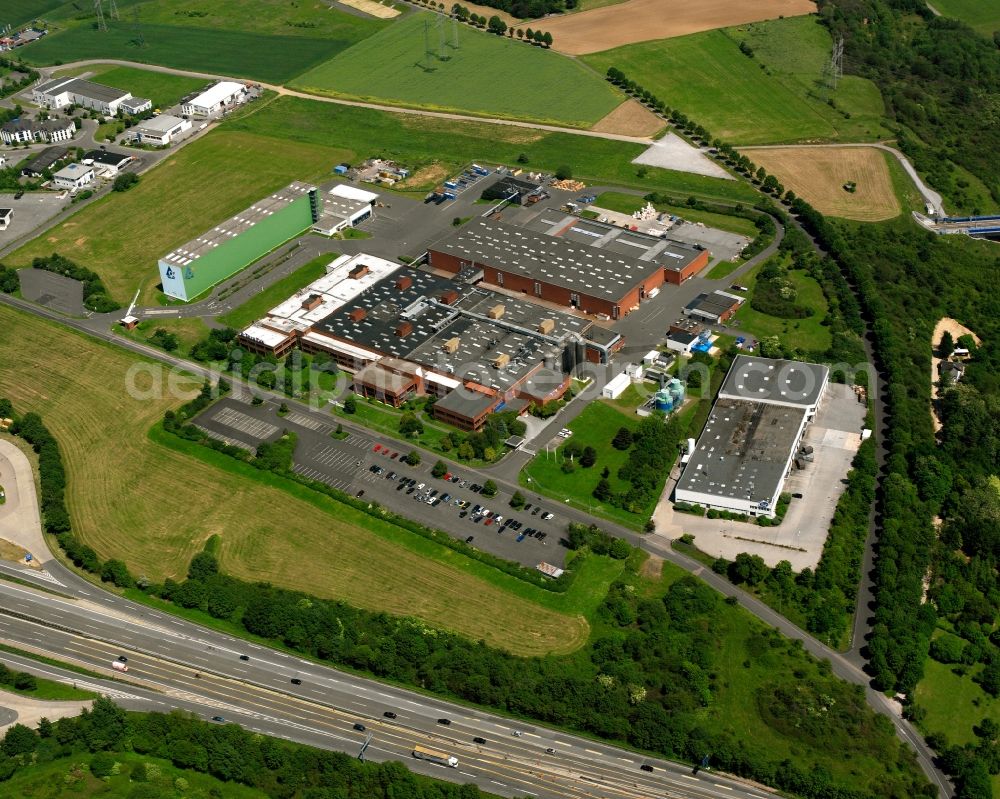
668, 377, 685, 404
654, 389, 674, 413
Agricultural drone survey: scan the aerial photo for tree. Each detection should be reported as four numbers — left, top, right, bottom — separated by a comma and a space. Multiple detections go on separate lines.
525, 27, 533, 40
188, 551, 219, 582
431, 459, 447, 478
487, 15, 506, 35
510, 491, 525, 509
147, 328, 178, 352
592, 478, 612, 501
482, 479, 497, 497
90, 750, 117, 777
938, 330, 954, 358
112, 172, 139, 192
542, 31, 553, 48
555, 165, 573, 180
612, 426, 633, 450
343, 394, 357, 414
580, 446, 597, 467
728, 552, 768, 586
399, 411, 424, 437
532, 29, 544, 44
404, 450, 421, 466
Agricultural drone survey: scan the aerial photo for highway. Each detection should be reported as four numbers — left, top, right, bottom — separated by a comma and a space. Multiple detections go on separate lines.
0, 571, 775, 799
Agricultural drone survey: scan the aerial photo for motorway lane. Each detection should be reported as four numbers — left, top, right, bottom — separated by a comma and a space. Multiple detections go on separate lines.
0, 579, 773, 799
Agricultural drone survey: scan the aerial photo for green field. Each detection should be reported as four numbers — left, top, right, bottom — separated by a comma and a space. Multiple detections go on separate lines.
916, 657, 1000, 795
584, 16, 891, 145
20, 21, 370, 84
116, 317, 211, 358
930, 0, 1000, 35
57, 64, 208, 110
219, 255, 330, 329
292, 11, 621, 126
6, 0, 65, 26
229, 94, 759, 204
7, 130, 349, 306
593, 190, 759, 236
733, 256, 832, 353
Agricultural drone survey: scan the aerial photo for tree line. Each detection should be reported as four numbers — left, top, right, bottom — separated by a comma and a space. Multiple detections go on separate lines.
0, 697, 495, 798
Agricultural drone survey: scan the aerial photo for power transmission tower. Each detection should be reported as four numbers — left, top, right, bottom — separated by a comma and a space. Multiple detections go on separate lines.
130, 5, 145, 47
419, 18, 436, 71
93, 0, 106, 32
821, 35, 844, 92
436, 14, 449, 61
108, 0, 119, 21
451, 16, 460, 49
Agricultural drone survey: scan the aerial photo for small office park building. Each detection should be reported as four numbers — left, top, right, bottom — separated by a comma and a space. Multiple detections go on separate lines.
158, 182, 321, 301
674, 355, 829, 517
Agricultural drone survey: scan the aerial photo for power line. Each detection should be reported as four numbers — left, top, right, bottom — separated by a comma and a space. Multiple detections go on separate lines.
108, 0, 119, 21
93, 0, 106, 32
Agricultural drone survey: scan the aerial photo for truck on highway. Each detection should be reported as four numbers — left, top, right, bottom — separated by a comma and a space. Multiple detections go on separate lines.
111, 661, 129, 672
412, 745, 458, 768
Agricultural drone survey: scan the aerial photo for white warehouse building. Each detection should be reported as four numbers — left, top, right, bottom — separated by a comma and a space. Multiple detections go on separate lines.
129, 114, 192, 146
181, 81, 246, 117
674, 355, 829, 517
32, 77, 151, 116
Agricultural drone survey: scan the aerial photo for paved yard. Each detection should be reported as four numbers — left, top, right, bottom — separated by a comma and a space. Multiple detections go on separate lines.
18, 268, 86, 316
0, 192, 70, 252
652, 382, 867, 570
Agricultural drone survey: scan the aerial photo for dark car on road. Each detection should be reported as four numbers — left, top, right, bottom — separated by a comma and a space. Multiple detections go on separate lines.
383, 711, 397, 719
353, 723, 366, 731
437, 718, 451, 726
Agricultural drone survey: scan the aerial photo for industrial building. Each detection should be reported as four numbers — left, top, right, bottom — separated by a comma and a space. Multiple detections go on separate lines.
82, 150, 132, 176
312, 184, 377, 235
181, 81, 247, 117
20, 147, 69, 177
129, 114, 191, 146
51, 163, 94, 190
238, 253, 623, 431
158, 181, 321, 301
1, 118, 74, 145
32, 77, 151, 116
683, 290, 744, 323
428, 216, 709, 320
674, 355, 829, 517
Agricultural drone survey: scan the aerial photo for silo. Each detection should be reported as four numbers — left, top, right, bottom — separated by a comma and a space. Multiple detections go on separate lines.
654, 389, 674, 413
668, 377, 685, 404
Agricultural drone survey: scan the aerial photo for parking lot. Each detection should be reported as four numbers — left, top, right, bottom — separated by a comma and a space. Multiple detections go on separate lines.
194, 397, 568, 567
17, 268, 86, 315
0, 192, 70, 252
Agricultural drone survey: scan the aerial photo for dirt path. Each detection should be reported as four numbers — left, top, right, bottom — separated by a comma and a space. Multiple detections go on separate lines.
46, 59, 655, 145
930, 317, 981, 432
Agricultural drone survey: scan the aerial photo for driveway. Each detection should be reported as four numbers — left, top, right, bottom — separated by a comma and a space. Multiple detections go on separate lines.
0, 438, 53, 565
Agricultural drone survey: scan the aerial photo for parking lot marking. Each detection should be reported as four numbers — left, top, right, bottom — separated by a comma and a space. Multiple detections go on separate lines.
285, 411, 331, 432
211, 407, 279, 440
196, 426, 252, 451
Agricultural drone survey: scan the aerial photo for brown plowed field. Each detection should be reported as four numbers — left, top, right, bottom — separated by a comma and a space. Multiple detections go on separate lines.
744, 146, 900, 222
590, 99, 663, 137
546, 0, 816, 55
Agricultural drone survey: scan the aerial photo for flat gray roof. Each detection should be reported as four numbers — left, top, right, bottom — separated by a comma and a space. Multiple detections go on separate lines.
136, 114, 186, 133
36, 76, 130, 104
430, 217, 673, 301
160, 181, 314, 266
720, 355, 829, 408
684, 290, 742, 318
434, 387, 498, 418
676, 398, 806, 505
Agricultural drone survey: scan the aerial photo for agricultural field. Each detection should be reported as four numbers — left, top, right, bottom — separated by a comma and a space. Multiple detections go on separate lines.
6, 0, 65, 27
226, 94, 760, 204
56, 63, 208, 110
589, 99, 664, 137
19, 0, 385, 84
0, 304, 600, 656
291, 12, 621, 127
744, 146, 901, 221
929, 0, 1000, 36
544, 0, 816, 55
585, 16, 890, 144
6, 130, 350, 306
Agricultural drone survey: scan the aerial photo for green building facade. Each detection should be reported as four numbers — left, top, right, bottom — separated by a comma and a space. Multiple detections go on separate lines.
159, 182, 320, 301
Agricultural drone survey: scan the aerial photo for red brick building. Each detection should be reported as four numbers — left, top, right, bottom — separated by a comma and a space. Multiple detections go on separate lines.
428, 218, 709, 320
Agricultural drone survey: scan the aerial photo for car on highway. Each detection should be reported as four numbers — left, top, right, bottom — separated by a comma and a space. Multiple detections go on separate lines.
239, 655, 249, 661
117, 655, 128, 663
353, 723, 366, 731
640, 764, 654, 772
291, 678, 302, 685
211, 716, 225, 723
473, 736, 487, 744
545, 747, 556, 754
437, 718, 451, 726
383, 711, 397, 719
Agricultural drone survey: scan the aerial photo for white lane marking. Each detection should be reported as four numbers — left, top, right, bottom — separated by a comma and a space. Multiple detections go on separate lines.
523, 732, 539, 738
585, 748, 601, 755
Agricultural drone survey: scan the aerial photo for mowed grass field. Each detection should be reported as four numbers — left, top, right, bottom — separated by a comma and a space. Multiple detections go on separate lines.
744, 146, 901, 221
6, 0, 65, 26
292, 12, 621, 127
0, 304, 598, 656
6, 130, 351, 306
56, 64, 208, 110
930, 0, 1000, 35
584, 16, 890, 144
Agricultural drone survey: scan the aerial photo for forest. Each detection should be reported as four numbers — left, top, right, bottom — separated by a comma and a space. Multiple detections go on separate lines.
817, 0, 1000, 211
